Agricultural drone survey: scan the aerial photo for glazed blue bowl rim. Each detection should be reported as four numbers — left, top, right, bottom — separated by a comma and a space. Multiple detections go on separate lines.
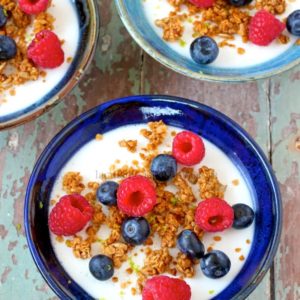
0, 0, 99, 130
24, 95, 282, 300
114, 0, 300, 82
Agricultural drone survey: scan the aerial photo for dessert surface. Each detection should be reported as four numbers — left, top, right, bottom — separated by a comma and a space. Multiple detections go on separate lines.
49, 122, 254, 300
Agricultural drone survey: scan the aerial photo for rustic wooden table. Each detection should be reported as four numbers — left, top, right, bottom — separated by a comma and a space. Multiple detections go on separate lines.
0, 1, 299, 299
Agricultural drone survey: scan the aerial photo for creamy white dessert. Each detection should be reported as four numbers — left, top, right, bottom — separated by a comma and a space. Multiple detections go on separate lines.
0, 0, 80, 117
142, 0, 300, 68
49, 124, 255, 300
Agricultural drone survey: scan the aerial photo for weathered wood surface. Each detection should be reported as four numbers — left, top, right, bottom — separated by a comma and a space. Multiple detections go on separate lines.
0, 0, 299, 299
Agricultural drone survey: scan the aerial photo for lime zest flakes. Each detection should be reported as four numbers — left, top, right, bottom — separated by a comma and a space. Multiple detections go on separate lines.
3, 9, 8, 17
147, 214, 156, 224
97, 237, 104, 243
179, 39, 187, 47
99, 297, 106, 300
209, 290, 215, 295
119, 290, 125, 298
170, 197, 179, 205
128, 257, 140, 273
187, 17, 193, 23
16, 223, 22, 233
39, 201, 43, 209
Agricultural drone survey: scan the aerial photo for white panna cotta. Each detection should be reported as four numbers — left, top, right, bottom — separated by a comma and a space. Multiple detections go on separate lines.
49, 124, 255, 300
142, 0, 300, 68
0, 0, 80, 117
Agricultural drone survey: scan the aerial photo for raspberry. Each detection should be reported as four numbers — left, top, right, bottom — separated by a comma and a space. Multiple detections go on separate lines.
188, 0, 214, 8
19, 0, 49, 15
249, 10, 285, 46
172, 131, 205, 166
117, 175, 157, 217
142, 275, 191, 300
27, 30, 64, 69
49, 194, 93, 236
195, 198, 234, 232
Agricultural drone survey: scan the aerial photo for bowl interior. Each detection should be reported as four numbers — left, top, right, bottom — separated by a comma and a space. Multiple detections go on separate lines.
0, 0, 99, 129
115, 0, 300, 81
25, 95, 281, 300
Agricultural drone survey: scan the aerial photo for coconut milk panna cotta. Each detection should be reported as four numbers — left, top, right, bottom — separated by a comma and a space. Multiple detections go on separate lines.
48, 122, 256, 300
0, 0, 80, 116
142, 0, 300, 68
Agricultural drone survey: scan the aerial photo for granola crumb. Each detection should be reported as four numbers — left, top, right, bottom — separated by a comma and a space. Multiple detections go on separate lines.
237, 47, 245, 55
95, 134, 103, 141
232, 179, 239, 186
112, 276, 119, 283
50, 199, 57, 206
296, 39, 300, 45
55, 236, 64, 243
246, 239, 251, 244
119, 140, 138, 153
207, 246, 213, 252
131, 287, 137, 296
174, 253, 195, 278
213, 236, 222, 242
239, 255, 245, 261
235, 247, 242, 252
67, 56, 73, 63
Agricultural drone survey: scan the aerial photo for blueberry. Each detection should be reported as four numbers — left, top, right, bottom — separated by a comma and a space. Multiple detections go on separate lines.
232, 203, 255, 229
0, 6, 7, 28
200, 250, 231, 279
97, 181, 119, 206
177, 229, 205, 259
89, 255, 114, 280
150, 154, 177, 181
121, 217, 150, 245
190, 36, 219, 65
0, 35, 17, 61
228, 0, 253, 7
287, 10, 300, 36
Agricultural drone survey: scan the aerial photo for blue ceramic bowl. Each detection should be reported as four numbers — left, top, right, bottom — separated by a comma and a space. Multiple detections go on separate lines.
25, 95, 282, 299
115, 0, 300, 82
0, 0, 99, 130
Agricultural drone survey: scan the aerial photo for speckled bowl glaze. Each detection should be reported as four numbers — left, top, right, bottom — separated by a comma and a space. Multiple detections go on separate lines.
25, 95, 282, 300
115, 0, 300, 82
0, 0, 99, 130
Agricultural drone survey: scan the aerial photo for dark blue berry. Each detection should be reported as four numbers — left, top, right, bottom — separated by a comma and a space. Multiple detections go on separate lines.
121, 217, 150, 245
190, 36, 219, 65
287, 10, 300, 37
0, 6, 8, 28
232, 203, 255, 229
228, 0, 253, 7
97, 181, 119, 206
200, 250, 231, 279
89, 255, 114, 280
0, 35, 17, 61
150, 154, 177, 181
177, 229, 205, 259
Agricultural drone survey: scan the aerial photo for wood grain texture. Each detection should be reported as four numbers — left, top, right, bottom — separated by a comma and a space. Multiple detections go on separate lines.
0, 0, 299, 299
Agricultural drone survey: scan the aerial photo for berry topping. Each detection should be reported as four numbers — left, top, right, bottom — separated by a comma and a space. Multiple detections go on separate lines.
142, 275, 191, 300
287, 10, 300, 37
49, 194, 93, 236
228, 0, 253, 6
97, 181, 119, 206
0, 6, 8, 28
248, 10, 285, 46
18, 0, 49, 15
89, 255, 114, 281
190, 36, 219, 64
150, 154, 177, 182
200, 250, 231, 279
117, 175, 157, 216
172, 131, 205, 166
195, 198, 234, 232
177, 229, 205, 259
0, 35, 17, 61
27, 30, 64, 69
188, 0, 214, 8
232, 203, 255, 229
121, 217, 150, 245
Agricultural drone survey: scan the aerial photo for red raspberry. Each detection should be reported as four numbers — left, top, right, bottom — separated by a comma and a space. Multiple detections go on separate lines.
117, 175, 157, 216
49, 194, 93, 236
249, 10, 285, 46
19, 0, 49, 15
188, 0, 214, 8
27, 30, 64, 69
142, 275, 191, 300
172, 131, 205, 166
195, 197, 234, 232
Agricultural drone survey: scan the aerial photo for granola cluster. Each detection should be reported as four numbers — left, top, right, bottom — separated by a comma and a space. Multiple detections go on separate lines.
0, 0, 56, 100
54, 121, 227, 294
152, 0, 290, 52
